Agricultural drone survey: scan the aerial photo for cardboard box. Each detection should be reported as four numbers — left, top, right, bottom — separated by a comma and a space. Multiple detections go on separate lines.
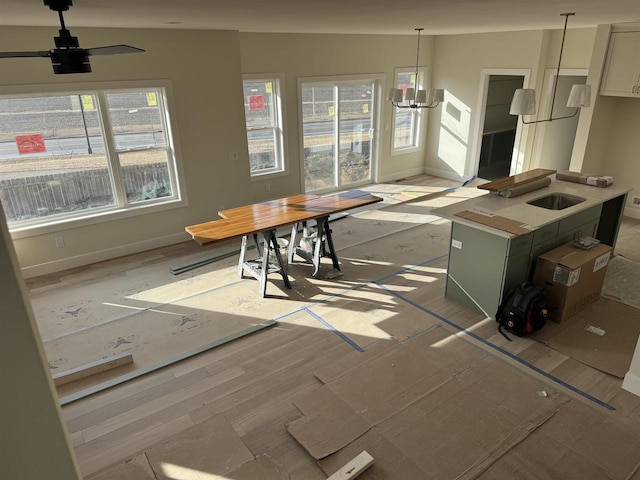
556, 170, 614, 188
533, 242, 612, 323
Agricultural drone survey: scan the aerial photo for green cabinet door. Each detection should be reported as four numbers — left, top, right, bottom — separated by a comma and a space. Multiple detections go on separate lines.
446, 222, 532, 318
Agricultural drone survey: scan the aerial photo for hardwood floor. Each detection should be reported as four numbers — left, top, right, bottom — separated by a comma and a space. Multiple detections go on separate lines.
26, 175, 640, 479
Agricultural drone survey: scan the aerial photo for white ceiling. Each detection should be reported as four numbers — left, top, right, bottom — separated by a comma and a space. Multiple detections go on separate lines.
0, 0, 639, 35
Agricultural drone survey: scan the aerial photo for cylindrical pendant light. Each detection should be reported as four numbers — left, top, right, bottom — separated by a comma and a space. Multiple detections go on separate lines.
510, 89, 537, 115
566, 84, 591, 108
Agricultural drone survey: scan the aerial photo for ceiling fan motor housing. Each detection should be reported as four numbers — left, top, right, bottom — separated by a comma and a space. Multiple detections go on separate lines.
50, 49, 91, 74
0, 0, 143, 74
44, 0, 73, 12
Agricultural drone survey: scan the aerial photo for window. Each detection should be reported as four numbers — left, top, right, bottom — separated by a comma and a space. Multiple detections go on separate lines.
243, 75, 285, 177
0, 82, 183, 231
391, 67, 426, 153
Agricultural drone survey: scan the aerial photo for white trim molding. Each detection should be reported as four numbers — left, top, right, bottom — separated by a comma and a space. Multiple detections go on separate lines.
20, 231, 189, 278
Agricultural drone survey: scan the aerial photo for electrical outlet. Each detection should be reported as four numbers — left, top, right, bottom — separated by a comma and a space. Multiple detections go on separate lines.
55, 236, 65, 248
632, 196, 640, 207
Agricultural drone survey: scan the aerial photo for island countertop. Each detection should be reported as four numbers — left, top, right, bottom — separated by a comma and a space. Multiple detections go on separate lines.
431, 176, 631, 239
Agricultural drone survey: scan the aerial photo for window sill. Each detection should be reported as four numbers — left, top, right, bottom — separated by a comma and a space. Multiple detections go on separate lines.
391, 146, 422, 157
9, 198, 188, 240
250, 169, 289, 182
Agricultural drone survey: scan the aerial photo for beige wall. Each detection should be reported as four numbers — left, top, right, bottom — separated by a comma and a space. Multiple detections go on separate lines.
239, 32, 437, 201
1, 27, 252, 275
0, 206, 80, 479
425, 29, 545, 180
424, 28, 600, 181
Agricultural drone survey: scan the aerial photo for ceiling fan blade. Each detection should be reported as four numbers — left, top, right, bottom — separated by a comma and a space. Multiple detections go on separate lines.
86, 45, 145, 56
0, 51, 51, 58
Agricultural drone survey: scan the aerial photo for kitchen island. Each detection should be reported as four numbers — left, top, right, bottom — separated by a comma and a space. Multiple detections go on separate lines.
431, 176, 630, 318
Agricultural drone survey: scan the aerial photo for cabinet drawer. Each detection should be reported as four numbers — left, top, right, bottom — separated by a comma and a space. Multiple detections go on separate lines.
531, 238, 557, 259
558, 205, 602, 235
532, 222, 559, 246
556, 219, 599, 246
508, 232, 533, 257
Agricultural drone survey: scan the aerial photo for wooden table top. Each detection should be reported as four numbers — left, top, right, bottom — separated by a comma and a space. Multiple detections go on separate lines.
185, 190, 383, 245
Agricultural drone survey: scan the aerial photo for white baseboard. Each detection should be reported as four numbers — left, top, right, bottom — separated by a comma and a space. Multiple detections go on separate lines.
423, 167, 467, 183
624, 207, 640, 220
378, 167, 426, 184
21, 232, 190, 278
622, 371, 640, 398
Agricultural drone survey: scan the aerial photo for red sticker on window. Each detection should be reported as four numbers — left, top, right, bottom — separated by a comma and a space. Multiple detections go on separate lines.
16, 134, 46, 155
248, 95, 265, 110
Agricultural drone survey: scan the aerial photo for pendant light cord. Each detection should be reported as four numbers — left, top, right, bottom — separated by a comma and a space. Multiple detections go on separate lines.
414, 28, 423, 103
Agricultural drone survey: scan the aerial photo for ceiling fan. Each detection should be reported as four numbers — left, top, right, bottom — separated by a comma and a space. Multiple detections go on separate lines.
0, 0, 144, 74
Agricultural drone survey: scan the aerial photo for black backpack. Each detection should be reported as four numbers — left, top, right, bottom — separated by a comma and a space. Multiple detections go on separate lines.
496, 282, 548, 340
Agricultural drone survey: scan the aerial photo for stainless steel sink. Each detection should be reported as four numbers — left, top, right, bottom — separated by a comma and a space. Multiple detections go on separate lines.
526, 193, 586, 210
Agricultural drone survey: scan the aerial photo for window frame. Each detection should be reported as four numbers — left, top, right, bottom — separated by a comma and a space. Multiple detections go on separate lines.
0, 79, 187, 239
390, 66, 427, 156
297, 73, 382, 194
242, 73, 287, 179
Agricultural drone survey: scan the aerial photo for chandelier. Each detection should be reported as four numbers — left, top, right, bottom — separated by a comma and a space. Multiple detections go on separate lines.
387, 28, 444, 109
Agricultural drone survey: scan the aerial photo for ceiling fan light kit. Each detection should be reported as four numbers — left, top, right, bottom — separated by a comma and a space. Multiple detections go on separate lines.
0, 0, 144, 74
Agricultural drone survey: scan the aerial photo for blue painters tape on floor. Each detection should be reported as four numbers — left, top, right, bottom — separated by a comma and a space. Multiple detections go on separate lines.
273, 253, 450, 348
461, 176, 477, 187
302, 307, 365, 352
273, 253, 449, 319
376, 283, 616, 411
273, 308, 306, 321
461, 175, 489, 187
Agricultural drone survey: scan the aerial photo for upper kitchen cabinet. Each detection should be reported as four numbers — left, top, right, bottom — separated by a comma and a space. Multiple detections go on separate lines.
600, 31, 640, 97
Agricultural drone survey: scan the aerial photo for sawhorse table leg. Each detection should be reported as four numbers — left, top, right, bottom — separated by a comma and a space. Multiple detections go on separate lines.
239, 230, 291, 297
238, 233, 261, 278
290, 217, 341, 278
314, 216, 340, 277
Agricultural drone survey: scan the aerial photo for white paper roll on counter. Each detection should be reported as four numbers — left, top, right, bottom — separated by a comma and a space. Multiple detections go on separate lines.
500, 176, 551, 198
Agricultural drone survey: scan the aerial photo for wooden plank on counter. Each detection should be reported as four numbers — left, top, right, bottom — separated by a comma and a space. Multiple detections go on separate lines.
455, 210, 533, 235
477, 169, 556, 192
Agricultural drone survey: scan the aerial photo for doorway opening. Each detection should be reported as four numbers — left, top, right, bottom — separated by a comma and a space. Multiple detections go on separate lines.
477, 75, 524, 180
